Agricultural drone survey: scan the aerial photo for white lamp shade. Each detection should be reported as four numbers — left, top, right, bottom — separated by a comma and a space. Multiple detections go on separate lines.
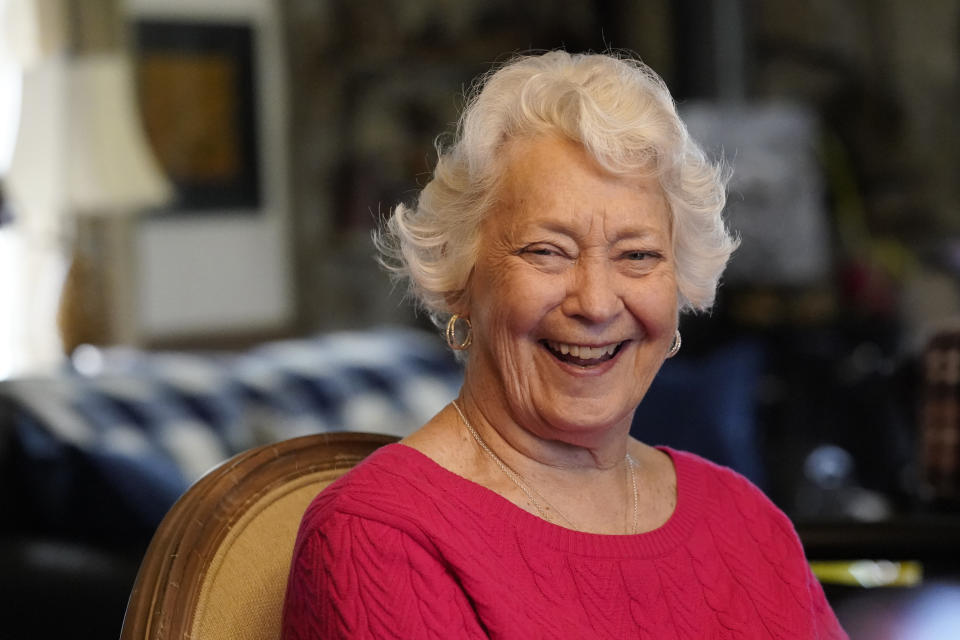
6, 53, 172, 228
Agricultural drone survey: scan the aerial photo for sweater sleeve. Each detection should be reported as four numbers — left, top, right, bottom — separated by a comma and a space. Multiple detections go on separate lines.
806, 564, 850, 639
281, 509, 486, 640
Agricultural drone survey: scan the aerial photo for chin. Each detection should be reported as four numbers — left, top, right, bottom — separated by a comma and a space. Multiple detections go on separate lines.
535, 399, 634, 437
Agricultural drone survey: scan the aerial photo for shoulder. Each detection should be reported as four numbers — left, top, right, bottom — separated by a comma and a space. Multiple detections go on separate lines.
657, 448, 848, 637
297, 443, 471, 547
665, 447, 805, 552
668, 448, 817, 583
306, 443, 434, 517
284, 444, 489, 639
667, 446, 780, 511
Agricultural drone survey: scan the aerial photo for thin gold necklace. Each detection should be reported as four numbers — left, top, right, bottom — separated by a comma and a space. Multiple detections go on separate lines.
452, 400, 639, 534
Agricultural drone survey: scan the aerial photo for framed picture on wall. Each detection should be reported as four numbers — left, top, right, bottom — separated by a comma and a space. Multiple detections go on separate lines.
134, 20, 262, 214
127, 0, 294, 345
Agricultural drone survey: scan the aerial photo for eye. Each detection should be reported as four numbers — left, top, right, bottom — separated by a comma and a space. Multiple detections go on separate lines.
622, 250, 660, 261
529, 247, 557, 256
519, 243, 573, 271
521, 244, 567, 258
619, 249, 664, 274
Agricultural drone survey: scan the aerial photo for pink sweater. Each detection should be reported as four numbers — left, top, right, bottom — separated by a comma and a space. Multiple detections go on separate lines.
282, 444, 847, 639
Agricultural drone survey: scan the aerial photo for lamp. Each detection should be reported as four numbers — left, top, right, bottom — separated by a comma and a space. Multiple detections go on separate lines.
4, 0, 171, 371
9, 54, 170, 216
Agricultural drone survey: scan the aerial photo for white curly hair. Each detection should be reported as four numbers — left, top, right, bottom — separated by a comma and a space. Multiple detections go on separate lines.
375, 50, 737, 329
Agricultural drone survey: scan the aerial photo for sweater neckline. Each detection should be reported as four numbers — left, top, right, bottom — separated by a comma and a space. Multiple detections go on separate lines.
384, 443, 705, 559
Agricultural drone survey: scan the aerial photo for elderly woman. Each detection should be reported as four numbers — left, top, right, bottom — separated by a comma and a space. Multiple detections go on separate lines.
282, 51, 846, 638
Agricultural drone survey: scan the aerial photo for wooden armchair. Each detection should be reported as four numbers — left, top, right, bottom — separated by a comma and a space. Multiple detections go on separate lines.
120, 432, 398, 640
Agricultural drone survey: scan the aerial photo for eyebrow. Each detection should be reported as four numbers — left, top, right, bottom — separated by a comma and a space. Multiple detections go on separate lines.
608, 227, 668, 244
523, 217, 668, 243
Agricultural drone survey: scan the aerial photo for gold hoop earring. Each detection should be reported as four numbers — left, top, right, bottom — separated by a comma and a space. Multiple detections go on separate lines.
445, 314, 473, 351
666, 330, 681, 358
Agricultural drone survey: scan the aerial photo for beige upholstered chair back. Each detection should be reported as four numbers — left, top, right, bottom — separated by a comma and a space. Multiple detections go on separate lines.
120, 432, 398, 640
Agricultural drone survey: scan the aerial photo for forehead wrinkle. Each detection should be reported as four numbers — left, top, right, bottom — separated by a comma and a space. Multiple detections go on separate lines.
496, 135, 671, 244
517, 207, 667, 246
607, 220, 670, 245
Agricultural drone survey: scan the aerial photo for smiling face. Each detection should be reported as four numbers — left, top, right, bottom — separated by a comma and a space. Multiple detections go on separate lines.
461, 135, 679, 446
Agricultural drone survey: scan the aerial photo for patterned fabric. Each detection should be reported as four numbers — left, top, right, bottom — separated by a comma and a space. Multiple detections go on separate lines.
282, 444, 848, 639
1, 327, 461, 531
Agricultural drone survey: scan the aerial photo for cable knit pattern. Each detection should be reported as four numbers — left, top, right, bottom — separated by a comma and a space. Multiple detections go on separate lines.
281, 444, 847, 639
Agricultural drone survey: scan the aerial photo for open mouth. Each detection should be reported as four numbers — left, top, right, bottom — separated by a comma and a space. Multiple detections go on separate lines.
541, 340, 626, 367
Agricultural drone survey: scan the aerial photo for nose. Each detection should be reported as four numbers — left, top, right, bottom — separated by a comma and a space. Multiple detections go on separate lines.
561, 256, 624, 324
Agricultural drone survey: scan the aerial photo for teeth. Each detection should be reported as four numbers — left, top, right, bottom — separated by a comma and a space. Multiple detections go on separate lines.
546, 341, 619, 360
